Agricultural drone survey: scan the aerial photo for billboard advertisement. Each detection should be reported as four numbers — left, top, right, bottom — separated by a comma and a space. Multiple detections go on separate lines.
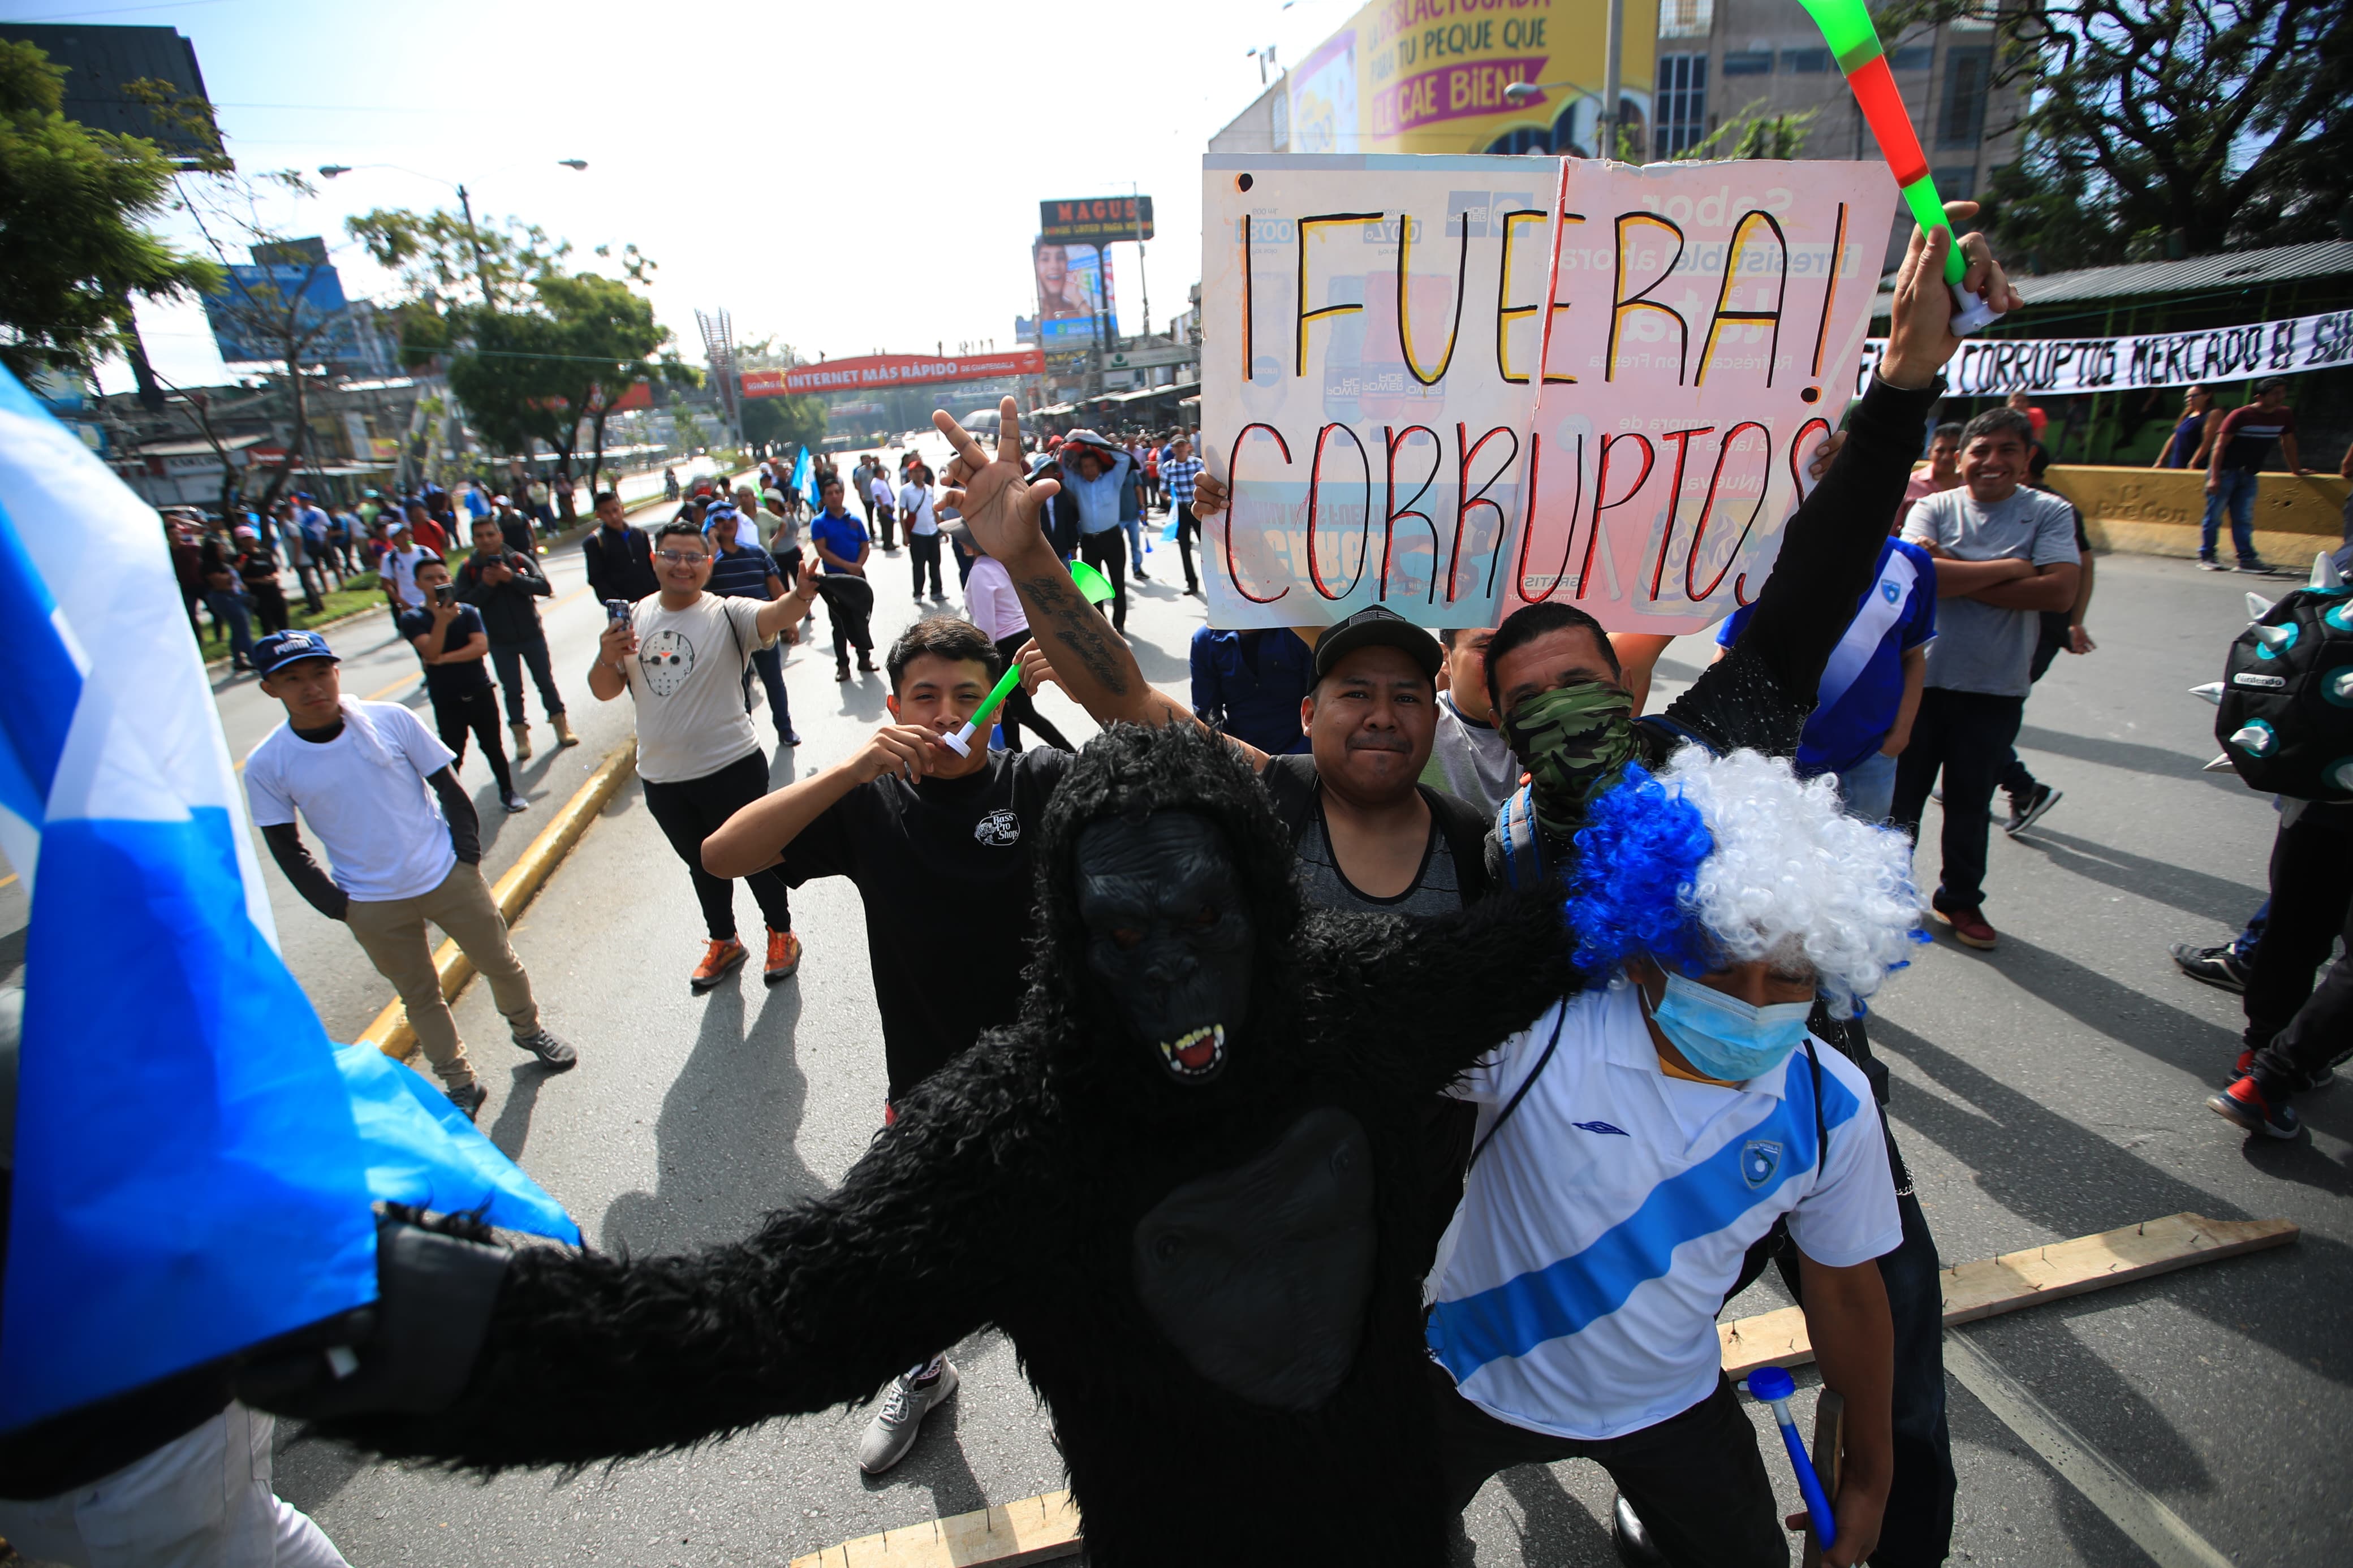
1033, 237, 1117, 351
1286, 0, 1660, 156
202, 260, 354, 364
1040, 195, 1155, 244
742, 348, 1048, 399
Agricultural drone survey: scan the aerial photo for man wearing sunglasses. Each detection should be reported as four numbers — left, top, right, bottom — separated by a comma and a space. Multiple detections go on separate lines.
590, 521, 822, 992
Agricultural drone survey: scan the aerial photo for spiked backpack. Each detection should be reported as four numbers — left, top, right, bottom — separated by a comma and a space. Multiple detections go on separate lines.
2207, 550, 2353, 804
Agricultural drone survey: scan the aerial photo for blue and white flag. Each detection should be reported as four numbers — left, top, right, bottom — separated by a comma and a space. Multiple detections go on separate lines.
792, 445, 817, 513
0, 368, 577, 1432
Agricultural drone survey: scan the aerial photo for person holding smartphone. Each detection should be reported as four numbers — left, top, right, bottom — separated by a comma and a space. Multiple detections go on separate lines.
400, 558, 527, 814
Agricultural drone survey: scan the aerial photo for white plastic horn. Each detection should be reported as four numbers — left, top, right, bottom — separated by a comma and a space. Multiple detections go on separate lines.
2254, 624, 2295, 650
2246, 592, 2276, 621
2230, 724, 2274, 755
2312, 552, 2344, 591
2188, 681, 2225, 705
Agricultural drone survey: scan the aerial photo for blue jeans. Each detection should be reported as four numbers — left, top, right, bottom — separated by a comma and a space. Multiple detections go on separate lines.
1122, 514, 1147, 568
204, 589, 253, 666
1831, 749, 1897, 824
2199, 468, 2260, 563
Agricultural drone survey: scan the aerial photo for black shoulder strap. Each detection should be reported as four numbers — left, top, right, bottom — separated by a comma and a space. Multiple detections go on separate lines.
1424, 785, 1493, 902
1467, 1003, 1567, 1173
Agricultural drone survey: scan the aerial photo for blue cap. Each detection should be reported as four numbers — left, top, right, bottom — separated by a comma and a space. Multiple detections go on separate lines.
1746, 1365, 1797, 1402
251, 629, 339, 676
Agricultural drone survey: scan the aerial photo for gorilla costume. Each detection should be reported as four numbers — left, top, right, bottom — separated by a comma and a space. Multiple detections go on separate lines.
255, 722, 1581, 1567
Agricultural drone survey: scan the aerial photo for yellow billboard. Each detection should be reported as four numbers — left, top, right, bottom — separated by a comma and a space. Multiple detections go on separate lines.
1288, 0, 1662, 157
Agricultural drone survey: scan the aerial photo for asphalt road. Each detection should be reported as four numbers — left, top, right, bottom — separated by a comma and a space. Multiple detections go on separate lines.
218, 470, 2349, 1568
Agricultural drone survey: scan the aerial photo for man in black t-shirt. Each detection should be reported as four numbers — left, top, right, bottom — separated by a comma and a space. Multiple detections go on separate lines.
701, 614, 1070, 1479
400, 557, 527, 814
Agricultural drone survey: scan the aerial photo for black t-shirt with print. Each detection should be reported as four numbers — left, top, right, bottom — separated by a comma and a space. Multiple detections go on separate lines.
397, 603, 495, 701
781, 746, 1073, 1100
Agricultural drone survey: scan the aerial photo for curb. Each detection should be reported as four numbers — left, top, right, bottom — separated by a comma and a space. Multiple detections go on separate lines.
360, 737, 639, 1061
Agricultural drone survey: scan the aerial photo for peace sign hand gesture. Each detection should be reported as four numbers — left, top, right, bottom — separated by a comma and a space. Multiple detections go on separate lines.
934, 397, 1058, 569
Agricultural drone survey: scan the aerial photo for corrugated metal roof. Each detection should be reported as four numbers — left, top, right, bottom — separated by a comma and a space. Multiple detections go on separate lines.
1871, 240, 2353, 318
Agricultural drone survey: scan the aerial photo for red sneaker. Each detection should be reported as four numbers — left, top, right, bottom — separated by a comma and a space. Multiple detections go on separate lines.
691, 936, 747, 994
2208, 1075, 2299, 1139
1937, 906, 1998, 950
764, 926, 803, 985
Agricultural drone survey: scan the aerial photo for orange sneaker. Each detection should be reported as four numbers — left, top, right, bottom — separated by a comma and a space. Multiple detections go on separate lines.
764, 926, 803, 985
691, 936, 747, 994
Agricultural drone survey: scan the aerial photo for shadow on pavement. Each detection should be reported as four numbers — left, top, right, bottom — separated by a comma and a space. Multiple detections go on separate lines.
2013, 724, 2243, 791
1915, 932, 2240, 1081
1498, 1465, 1614, 1565
600, 974, 822, 1257
2012, 827, 2265, 928
1872, 1015, 2353, 1386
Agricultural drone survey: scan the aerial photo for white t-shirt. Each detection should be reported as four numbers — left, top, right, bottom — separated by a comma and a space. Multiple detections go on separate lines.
898, 481, 938, 537
962, 555, 1026, 642
620, 592, 772, 784
243, 698, 459, 902
385, 544, 433, 611
1425, 980, 1900, 1441
869, 475, 896, 511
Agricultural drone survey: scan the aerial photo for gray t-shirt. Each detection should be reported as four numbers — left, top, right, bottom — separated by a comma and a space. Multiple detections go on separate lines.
1294, 802, 1463, 918
1902, 485, 2080, 697
1419, 696, 1520, 817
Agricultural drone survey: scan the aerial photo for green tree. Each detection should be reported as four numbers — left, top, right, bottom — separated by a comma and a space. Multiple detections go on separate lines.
445, 269, 672, 519
1877, 0, 2352, 269
739, 391, 829, 453
0, 41, 218, 380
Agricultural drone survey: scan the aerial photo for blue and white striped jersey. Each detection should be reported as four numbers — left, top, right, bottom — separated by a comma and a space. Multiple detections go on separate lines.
1425, 979, 1901, 1441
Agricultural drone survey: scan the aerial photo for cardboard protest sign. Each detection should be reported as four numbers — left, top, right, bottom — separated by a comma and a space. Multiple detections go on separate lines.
1200, 153, 1891, 635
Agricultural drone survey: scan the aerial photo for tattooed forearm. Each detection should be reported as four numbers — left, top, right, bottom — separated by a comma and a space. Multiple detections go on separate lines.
1019, 572, 1135, 701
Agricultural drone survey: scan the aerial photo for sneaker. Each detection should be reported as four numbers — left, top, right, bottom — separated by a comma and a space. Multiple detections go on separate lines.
856, 1362, 958, 1475
445, 1080, 487, 1121
2237, 559, 2290, 576
2208, 1076, 2299, 1138
764, 926, 803, 985
2197, 558, 2231, 572
1612, 1494, 1666, 1565
2171, 941, 2249, 994
782, 728, 804, 746
513, 1028, 578, 1071
691, 936, 747, 994
502, 791, 531, 814
1937, 905, 1999, 950
2004, 783, 2061, 835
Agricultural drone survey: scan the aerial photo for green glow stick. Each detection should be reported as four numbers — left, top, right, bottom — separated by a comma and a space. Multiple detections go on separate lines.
940, 659, 1024, 757
1795, 0, 2001, 332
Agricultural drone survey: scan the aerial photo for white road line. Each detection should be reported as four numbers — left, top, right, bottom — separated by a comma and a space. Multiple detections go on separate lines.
1943, 1333, 2235, 1568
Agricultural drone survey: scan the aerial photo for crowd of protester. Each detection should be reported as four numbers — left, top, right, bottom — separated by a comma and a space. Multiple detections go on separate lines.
174, 211, 2353, 1568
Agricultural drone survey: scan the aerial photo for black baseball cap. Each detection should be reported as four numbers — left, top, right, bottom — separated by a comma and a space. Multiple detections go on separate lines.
252, 629, 339, 676
1312, 605, 1442, 683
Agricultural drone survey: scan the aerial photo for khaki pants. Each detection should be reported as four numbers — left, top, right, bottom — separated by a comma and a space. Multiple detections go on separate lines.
344, 863, 538, 1087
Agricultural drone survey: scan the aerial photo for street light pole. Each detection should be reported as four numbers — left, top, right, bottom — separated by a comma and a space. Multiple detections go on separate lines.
455, 183, 494, 309
1132, 183, 1151, 345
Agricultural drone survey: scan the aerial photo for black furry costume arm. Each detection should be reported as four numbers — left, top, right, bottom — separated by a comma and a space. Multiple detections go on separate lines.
309, 1052, 1045, 1471
1301, 885, 1582, 1097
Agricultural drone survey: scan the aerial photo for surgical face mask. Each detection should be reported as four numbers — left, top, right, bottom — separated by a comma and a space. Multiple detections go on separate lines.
1647, 972, 1812, 1082
1499, 683, 1639, 838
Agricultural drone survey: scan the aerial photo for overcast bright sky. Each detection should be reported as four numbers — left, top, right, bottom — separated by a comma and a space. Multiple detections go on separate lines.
20, 0, 1381, 393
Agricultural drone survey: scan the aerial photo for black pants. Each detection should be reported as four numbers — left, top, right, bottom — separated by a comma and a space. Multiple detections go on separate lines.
489, 634, 565, 725
1998, 621, 2068, 798
1174, 503, 1200, 591
640, 749, 792, 941
989, 632, 1072, 752
1891, 688, 2025, 914
248, 582, 290, 634
429, 685, 514, 796
818, 574, 874, 666
1429, 1365, 1785, 1567
909, 532, 943, 597
744, 641, 794, 738
1079, 528, 1128, 632
2246, 801, 2353, 1093
874, 506, 897, 550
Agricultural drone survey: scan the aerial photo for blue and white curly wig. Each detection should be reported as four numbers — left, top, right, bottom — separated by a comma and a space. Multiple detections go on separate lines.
1563, 747, 1924, 1016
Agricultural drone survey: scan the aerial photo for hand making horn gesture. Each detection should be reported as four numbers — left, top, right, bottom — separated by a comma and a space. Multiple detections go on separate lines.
934, 397, 1055, 565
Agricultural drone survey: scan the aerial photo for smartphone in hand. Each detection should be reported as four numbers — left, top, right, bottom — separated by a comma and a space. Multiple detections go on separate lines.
434, 582, 455, 607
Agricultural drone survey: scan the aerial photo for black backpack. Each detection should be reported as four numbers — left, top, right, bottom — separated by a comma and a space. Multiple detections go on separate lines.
2212, 560, 2353, 804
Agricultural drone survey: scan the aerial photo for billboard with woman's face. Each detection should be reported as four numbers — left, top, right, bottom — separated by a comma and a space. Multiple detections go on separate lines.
1033, 237, 1117, 348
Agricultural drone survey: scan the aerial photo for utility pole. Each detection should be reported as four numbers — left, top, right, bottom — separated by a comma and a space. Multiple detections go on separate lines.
1599, 0, 1624, 159
456, 183, 494, 308
1133, 183, 1152, 343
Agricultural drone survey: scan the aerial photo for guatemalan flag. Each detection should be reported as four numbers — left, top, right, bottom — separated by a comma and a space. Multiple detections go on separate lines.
792, 444, 818, 514
0, 367, 577, 1433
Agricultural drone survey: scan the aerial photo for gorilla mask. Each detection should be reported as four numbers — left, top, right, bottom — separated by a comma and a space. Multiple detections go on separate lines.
1074, 811, 1255, 1086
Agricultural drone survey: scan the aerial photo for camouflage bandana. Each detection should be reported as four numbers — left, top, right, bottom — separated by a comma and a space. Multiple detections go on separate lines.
1501, 682, 1641, 839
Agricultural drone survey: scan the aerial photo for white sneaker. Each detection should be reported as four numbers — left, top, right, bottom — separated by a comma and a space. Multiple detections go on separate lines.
855, 1361, 958, 1474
